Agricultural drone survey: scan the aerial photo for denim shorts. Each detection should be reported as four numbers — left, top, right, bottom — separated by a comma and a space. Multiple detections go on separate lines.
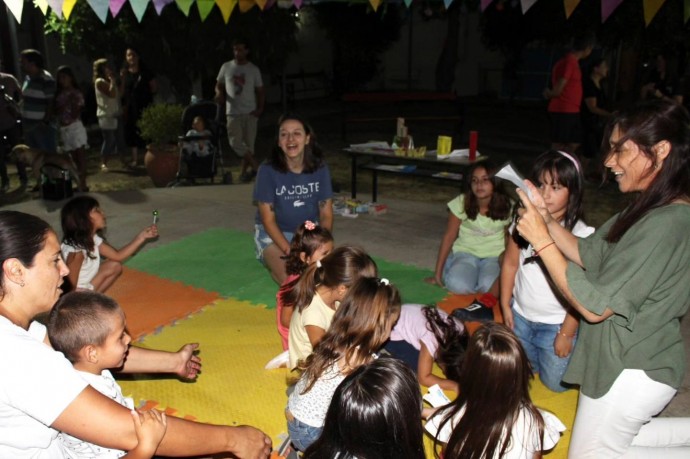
287, 414, 322, 451
254, 224, 294, 263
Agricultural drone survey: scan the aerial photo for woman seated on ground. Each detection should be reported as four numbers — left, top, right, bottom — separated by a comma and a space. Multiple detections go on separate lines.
253, 113, 333, 285
0, 210, 270, 458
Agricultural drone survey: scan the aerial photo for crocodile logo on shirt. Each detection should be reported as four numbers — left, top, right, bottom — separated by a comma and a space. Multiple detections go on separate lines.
293, 200, 305, 207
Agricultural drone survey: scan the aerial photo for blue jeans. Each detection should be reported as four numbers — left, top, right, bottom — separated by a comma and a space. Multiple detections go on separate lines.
100, 128, 117, 158
23, 121, 57, 152
512, 309, 575, 392
287, 415, 322, 451
254, 224, 294, 264
442, 252, 500, 294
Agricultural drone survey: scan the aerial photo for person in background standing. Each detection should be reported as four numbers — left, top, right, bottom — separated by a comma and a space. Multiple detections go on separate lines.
0, 59, 22, 190
19, 49, 56, 185
120, 47, 156, 168
543, 32, 595, 154
215, 38, 265, 183
581, 58, 612, 179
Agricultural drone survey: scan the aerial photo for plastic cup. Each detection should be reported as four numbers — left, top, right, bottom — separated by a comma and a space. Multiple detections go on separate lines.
469, 131, 478, 161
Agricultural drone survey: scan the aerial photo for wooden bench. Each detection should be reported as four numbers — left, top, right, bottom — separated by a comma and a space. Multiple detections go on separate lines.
341, 91, 464, 142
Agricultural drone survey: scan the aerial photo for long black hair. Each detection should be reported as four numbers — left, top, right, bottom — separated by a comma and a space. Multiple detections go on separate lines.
463, 160, 512, 220
61, 196, 101, 257
603, 100, 690, 243
269, 113, 326, 174
304, 357, 425, 459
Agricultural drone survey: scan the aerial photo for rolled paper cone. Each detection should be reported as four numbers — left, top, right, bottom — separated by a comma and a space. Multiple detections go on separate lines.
469, 131, 478, 161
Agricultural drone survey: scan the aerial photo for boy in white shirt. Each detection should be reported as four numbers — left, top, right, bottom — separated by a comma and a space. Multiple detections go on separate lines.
48, 291, 167, 458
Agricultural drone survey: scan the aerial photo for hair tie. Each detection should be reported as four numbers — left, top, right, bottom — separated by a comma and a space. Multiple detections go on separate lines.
304, 220, 316, 231
557, 151, 581, 174
379, 278, 389, 286
316, 260, 322, 268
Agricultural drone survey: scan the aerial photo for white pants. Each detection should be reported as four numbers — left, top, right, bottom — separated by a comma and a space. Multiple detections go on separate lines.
569, 369, 690, 458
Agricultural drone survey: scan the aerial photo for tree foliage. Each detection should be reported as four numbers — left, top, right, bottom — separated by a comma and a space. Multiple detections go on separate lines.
45, 3, 299, 100
311, 2, 401, 93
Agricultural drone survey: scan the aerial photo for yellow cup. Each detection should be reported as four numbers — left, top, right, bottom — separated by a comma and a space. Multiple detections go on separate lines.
437, 136, 452, 156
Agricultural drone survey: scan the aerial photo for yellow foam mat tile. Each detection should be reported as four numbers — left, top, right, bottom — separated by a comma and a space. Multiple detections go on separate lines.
119, 297, 575, 457
118, 298, 290, 446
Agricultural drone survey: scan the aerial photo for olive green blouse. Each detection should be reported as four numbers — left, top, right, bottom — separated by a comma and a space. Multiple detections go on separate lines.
564, 204, 690, 398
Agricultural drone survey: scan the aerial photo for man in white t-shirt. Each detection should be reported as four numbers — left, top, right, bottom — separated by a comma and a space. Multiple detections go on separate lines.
215, 38, 264, 183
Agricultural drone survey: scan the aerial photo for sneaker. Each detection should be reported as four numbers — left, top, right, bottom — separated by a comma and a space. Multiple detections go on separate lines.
240, 170, 257, 183
265, 350, 289, 370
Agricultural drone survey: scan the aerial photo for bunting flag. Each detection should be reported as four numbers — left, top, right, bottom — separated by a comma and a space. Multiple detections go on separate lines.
480, 0, 494, 11
109, 0, 127, 17
4, 0, 24, 22
152, 0, 173, 15
47, 0, 64, 18
196, 0, 215, 21
255, 0, 268, 9
62, 0, 77, 18
238, 0, 253, 11
643, 0, 665, 26
175, 0, 194, 15
685, 0, 690, 24
443, 0, 453, 8
35, 0, 50, 15
294, 0, 303, 8
601, 0, 624, 22
520, 0, 537, 14
216, 0, 238, 22
86, 0, 109, 23
130, 0, 150, 21
264, 0, 276, 8
563, 0, 580, 19
369, 0, 382, 10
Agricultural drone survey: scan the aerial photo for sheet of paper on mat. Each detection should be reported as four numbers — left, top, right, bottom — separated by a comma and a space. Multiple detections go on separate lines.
495, 162, 533, 199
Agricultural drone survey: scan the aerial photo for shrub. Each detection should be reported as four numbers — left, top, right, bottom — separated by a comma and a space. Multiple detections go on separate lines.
137, 103, 184, 147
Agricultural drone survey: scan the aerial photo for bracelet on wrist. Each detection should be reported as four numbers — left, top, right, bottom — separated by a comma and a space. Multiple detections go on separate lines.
533, 240, 555, 256
557, 327, 576, 339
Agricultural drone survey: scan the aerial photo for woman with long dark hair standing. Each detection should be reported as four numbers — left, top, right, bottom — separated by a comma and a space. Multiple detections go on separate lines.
516, 99, 690, 457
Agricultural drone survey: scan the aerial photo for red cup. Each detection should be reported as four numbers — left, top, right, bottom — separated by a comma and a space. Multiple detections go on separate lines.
469, 131, 478, 161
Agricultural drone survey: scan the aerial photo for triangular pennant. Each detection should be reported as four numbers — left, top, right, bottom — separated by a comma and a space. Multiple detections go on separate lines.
264, 0, 276, 9
563, 0, 580, 18
369, 0, 382, 11
443, 0, 453, 9
643, 0, 666, 26
152, 0, 173, 15
403, 0, 413, 7
175, 0, 194, 15
4, 0, 24, 22
196, 0, 215, 20
601, 0, 624, 22
130, 0, 150, 21
294, 0, 302, 7
520, 0, 537, 14
62, 0, 77, 19
109, 0, 128, 17
480, 0, 494, 11
255, 0, 268, 9
216, 0, 238, 21
238, 0, 254, 12
35, 0, 50, 15
47, 0, 64, 18
86, 0, 109, 23
685, 0, 690, 24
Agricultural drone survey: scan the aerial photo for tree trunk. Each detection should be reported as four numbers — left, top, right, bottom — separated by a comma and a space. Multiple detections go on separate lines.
435, 3, 461, 92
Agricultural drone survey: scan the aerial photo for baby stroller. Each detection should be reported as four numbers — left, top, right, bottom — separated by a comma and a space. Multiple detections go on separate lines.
168, 100, 231, 187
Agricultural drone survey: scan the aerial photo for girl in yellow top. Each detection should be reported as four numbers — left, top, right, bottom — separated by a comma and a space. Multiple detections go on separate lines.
426, 161, 512, 295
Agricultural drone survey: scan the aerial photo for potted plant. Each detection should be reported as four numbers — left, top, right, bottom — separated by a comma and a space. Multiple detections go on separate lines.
137, 103, 184, 187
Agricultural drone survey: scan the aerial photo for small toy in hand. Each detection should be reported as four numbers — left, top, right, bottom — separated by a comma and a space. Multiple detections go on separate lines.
152, 210, 159, 225
450, 293, 497, 323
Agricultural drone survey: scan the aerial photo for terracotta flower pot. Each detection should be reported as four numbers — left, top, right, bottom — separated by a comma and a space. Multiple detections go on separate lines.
144, 144, 179, 187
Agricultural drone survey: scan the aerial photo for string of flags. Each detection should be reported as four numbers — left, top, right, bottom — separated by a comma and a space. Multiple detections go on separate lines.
2, 0, 689, 26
